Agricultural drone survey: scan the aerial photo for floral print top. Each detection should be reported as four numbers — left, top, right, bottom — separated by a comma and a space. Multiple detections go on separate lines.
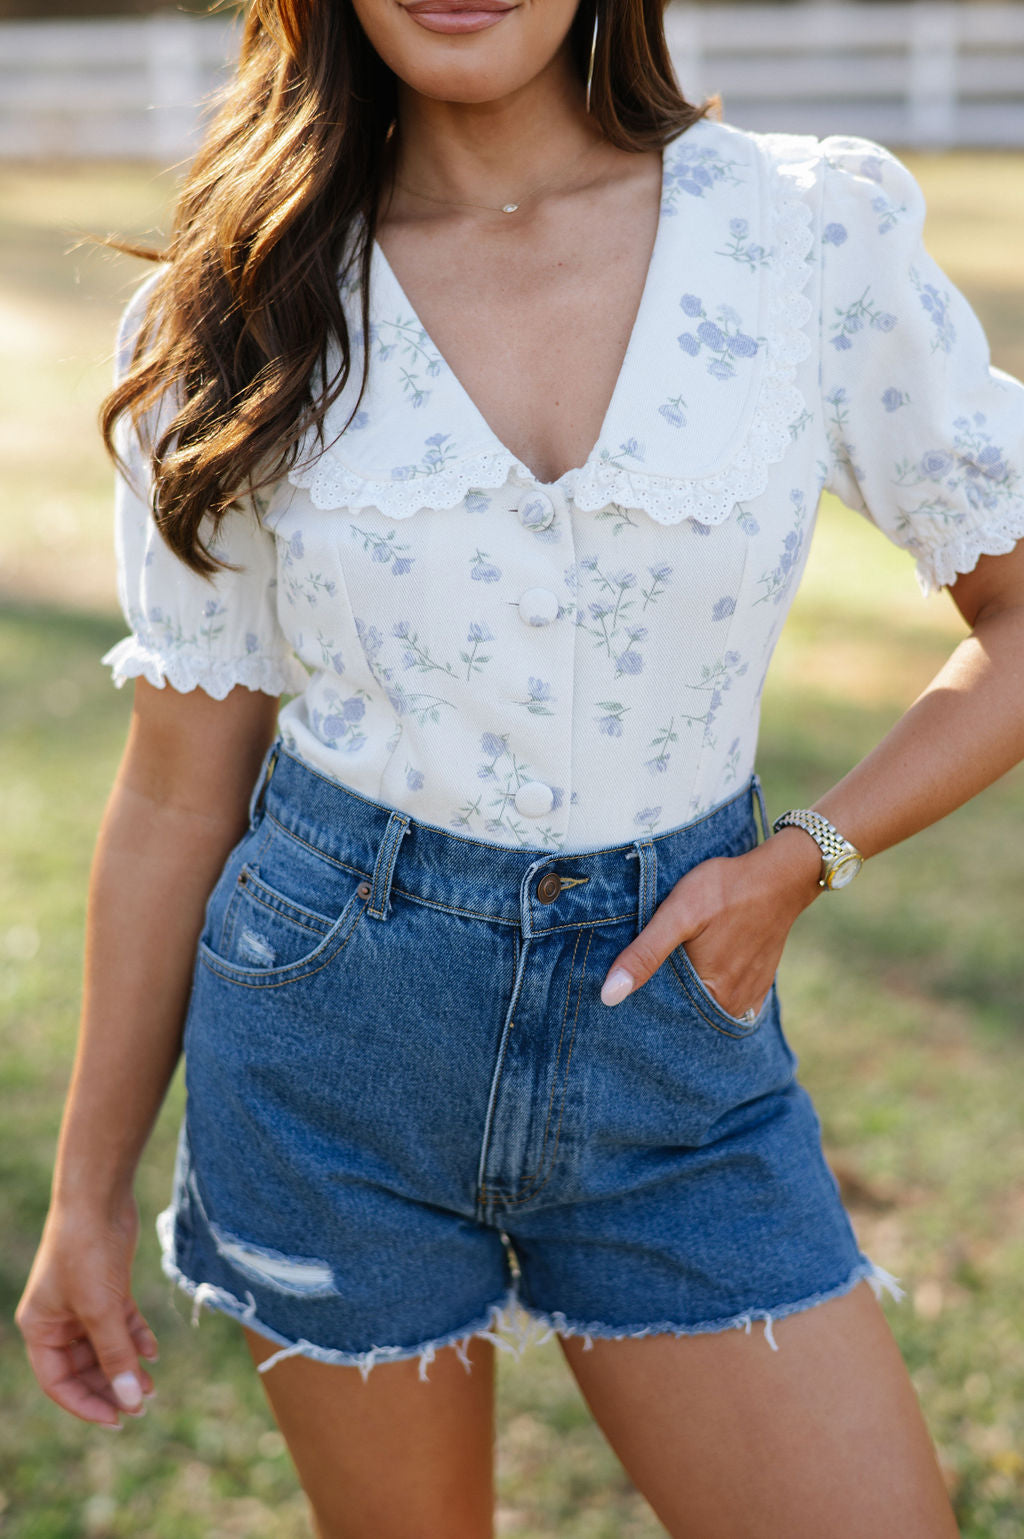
102, 118, 1024, 852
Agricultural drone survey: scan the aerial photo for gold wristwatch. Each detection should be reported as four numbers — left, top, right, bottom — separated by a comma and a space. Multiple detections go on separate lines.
771, 808, 865, 890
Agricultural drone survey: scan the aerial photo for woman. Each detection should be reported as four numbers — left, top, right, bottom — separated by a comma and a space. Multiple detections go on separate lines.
15, 0, 1024, 1532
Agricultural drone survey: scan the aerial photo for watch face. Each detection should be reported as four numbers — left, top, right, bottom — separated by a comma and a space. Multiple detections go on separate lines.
827, 854, 863, 889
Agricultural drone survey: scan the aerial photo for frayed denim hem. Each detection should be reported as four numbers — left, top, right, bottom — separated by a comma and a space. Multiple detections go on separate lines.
510, 1256, 906, 1355
156, 1204, 525, 1383
157, 1203, 904, 1380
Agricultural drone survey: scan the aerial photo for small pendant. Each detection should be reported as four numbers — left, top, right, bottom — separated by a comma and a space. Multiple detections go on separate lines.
501, 203, 519, 214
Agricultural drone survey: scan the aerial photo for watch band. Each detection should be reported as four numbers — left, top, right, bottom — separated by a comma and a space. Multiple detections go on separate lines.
771, 808, 864, 890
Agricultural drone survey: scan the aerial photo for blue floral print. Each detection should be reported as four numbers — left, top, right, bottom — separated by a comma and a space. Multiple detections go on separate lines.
391, 433, 459, 482
677, 296, 762, 380
452, 732, 562, 847
392, 620, 457, 678
370, 314, 443, 407
828, 287, 898, 351
470, 549, 502, 582
892, 414, 1018, 520
461, 622, 493, 679
645, 719, 677, 776
662, 146, 745, 213
312, 689, 370, 754
910, 269, 957, 354
715, 217, 770, 271
871, 192, 907, 234
755, 490, 808, 605
657, 394, 688, 429
350, 524, 415, 575
595, 700, 629, 737
516, 677, 555, 716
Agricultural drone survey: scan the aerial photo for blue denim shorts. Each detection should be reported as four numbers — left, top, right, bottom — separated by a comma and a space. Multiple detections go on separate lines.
157, 737, 902, 1381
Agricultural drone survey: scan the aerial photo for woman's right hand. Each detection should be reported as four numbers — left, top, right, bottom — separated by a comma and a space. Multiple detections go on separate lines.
15, 1193, 159, 1429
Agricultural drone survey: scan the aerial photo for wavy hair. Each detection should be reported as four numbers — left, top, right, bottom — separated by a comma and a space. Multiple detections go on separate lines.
101, 0, 715, 576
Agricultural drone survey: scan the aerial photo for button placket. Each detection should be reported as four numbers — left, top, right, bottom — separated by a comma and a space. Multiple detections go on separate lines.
484, 484, 575, 836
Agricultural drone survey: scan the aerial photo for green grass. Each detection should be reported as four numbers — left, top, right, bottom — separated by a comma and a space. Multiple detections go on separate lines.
2, 156, 1024, 1536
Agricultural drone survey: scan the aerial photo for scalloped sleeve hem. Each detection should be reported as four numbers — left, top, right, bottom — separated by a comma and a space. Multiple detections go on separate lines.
101, 636, 310, 700
912, 504, 1024, 596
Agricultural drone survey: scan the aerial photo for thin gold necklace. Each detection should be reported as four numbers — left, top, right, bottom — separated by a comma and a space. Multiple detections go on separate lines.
391, 132, 608, 217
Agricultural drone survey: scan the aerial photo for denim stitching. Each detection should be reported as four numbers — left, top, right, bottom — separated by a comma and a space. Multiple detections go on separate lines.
218, 822, 275, 958
504, 928, 583, 1193
368, 813, 410, 920
265, 810, 638, 929
492, 928, 593, 1207
233, 875, 335, 937
198, 890, 368, 990
666, 950, 765, 1039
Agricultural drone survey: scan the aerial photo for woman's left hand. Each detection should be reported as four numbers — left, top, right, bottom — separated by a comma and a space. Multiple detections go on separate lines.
599, 829, 823, 1015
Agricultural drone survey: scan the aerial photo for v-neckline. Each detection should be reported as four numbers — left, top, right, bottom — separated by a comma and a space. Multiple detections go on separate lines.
369, 133, 678, 493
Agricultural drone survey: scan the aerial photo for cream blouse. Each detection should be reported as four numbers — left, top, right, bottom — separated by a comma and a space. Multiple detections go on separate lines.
102, 116, 1024, 852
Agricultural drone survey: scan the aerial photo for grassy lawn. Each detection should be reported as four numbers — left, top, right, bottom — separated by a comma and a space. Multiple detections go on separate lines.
2, 152, 1023, 1536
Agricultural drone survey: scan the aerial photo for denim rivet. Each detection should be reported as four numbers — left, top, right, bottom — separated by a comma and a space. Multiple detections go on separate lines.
357, 882, 371, 899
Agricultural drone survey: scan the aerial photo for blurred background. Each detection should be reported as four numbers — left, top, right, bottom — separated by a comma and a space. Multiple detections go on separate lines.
1, 2, 1023, 1535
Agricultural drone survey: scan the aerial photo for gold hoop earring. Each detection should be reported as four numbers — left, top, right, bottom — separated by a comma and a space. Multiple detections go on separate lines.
585, 4, 599, 114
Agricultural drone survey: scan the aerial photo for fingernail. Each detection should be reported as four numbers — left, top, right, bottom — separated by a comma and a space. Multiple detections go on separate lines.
99, 1419, 123, 1432
112, 1371, 143, 1410
601, 967, 634, 1006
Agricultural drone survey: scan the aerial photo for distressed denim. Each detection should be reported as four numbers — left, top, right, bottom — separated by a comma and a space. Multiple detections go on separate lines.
157, 737, 902, 1380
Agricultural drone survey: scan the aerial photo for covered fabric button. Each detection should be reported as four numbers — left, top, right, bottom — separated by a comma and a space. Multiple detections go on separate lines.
514, 781, 555, 817
518, 493, 555, 532
518, 588, 559, 626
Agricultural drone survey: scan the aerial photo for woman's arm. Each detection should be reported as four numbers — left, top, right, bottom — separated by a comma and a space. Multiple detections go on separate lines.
600, 540, 1024, 1013
15, 678, 280, 1427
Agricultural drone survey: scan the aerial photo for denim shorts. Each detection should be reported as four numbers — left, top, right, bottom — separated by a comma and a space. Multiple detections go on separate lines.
157, 737, 903, 1381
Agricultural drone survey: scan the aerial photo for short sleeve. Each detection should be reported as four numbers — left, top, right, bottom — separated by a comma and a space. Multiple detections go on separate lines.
100, 273, 309, 699
818, 134, 1024, 594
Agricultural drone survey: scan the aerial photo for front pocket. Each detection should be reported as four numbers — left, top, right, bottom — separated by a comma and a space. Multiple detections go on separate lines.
666, 941, 776, 1039
215, 864, 339, 969
198, 820, 370, 989
198, 879, 368, 988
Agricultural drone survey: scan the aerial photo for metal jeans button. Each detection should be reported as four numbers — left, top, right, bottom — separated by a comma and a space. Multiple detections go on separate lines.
536, 872, 562, 904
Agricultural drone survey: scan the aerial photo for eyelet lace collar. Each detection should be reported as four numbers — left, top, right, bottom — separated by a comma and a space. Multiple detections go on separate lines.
287, 118, 818, 526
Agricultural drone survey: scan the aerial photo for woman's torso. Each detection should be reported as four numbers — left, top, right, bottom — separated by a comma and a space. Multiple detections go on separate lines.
267, 115, 822, 850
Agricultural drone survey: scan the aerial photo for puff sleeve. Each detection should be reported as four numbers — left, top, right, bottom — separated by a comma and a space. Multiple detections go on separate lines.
100, 274, 309, 698
818, 134, 1024, 595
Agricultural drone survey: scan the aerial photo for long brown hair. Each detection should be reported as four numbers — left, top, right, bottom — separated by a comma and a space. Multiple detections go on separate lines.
101, 0, 714, 578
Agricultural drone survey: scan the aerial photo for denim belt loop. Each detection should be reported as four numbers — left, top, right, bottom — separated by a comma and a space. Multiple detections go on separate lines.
367, 811, 412, 920
630, 838, 657, 936
751, 773, 770, 844
248, 736, 282, 829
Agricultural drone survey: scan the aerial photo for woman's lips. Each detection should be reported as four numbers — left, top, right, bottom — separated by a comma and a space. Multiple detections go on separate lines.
403, 0, 514, 33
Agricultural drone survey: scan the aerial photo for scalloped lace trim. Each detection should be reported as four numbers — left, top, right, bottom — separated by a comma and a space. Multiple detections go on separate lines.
915, 503, 1024, 595
290, 444, 521, 518
101, 636, 309, 700
287, 134, 817, 524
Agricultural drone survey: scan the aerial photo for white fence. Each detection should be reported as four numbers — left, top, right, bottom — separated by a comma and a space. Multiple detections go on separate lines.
665, 3, 1024, 147
2, 4, 1024, 159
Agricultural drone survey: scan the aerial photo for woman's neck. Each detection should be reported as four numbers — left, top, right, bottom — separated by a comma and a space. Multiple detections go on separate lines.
387, 50, 611, 211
